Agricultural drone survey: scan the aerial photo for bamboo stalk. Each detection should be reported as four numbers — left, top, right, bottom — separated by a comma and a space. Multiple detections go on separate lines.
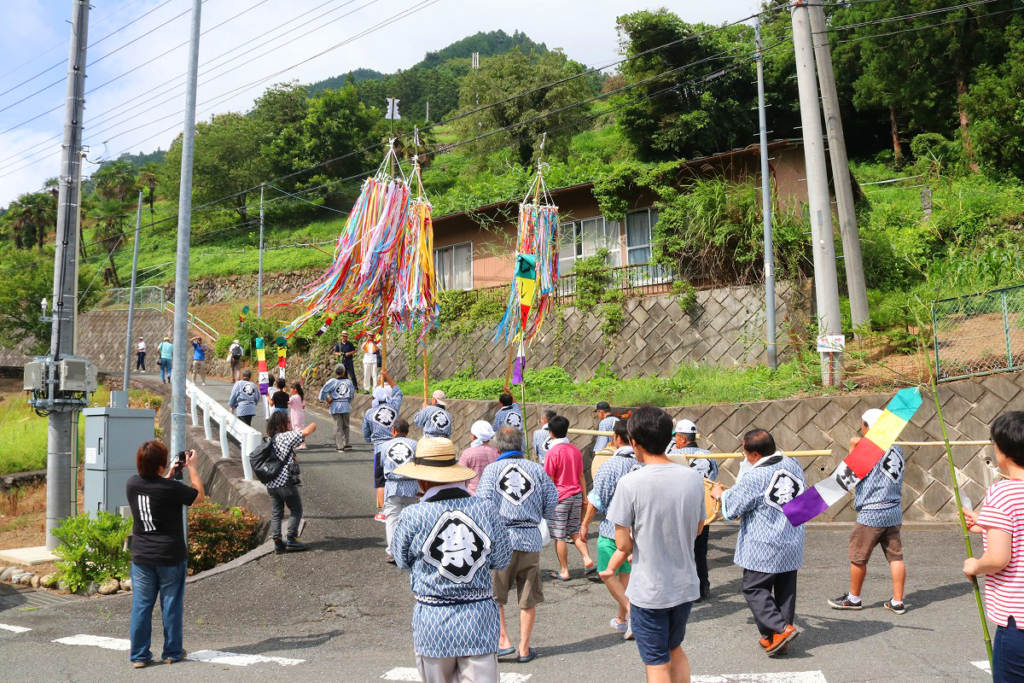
422, 347, 429, 402
569, 428, 991, 449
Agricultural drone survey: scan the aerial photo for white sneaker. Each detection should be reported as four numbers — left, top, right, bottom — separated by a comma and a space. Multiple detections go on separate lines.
623, 618, 634, 641
609, 618, 627, 633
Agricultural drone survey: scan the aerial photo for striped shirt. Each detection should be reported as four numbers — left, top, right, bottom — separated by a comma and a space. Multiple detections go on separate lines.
978, 479, 1024, 628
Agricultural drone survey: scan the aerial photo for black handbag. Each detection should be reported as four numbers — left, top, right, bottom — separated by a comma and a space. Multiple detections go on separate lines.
249, 438, 286, 485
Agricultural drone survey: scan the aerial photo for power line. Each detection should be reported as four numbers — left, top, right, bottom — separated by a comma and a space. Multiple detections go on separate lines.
820, 0, 1001, 33
834, 4, 1024, 44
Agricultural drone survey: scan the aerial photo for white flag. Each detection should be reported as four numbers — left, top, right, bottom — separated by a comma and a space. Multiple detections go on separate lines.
386, 97, 401, 120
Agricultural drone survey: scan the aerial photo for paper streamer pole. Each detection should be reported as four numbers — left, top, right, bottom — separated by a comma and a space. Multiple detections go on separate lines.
255, 337, 270, 418
388, 155, 440, 339
276, 335, 287, 380
782, 387, 922, 526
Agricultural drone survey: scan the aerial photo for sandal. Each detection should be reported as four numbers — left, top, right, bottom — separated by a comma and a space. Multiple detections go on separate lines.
497, 646, 517, 658
517, 648, 538, 664
549, 572, 571, 582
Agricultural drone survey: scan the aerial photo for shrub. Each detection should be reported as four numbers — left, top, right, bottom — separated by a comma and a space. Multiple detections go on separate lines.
187, 501, 262, 574
52, 512, 132, 593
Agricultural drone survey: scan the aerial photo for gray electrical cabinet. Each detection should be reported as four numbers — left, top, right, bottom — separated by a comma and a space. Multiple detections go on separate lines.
83, 407, 156, 518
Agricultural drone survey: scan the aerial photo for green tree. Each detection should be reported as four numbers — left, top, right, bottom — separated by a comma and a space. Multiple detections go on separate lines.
451, 47, 596, 167
614, 10, 756, 162
137, 162, 159, 225
92, 159, 138, 202
163, 112, 270, 223
1, 191, 57, 250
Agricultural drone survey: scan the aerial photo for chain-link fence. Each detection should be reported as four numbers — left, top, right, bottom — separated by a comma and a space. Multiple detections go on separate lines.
932, 285, 1024, 382
95, 286, 165, 312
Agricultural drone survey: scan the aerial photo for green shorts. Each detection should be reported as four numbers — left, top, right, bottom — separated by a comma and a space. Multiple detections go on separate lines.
597, 536, 631, 575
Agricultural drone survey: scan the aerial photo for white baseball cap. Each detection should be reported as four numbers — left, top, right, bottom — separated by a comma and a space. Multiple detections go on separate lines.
432, 390, 447, 407
675, 419, 698, 435
862, 409, 884, 429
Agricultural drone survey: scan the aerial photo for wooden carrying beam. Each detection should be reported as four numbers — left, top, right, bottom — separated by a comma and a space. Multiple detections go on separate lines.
568, 428, 992, 449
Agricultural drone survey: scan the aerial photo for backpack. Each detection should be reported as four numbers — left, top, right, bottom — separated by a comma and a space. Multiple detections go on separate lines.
249, 438, 286, 485
231, 344, 242, 358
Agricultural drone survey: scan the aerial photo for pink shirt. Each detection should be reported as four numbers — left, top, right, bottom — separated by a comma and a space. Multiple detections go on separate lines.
288, 394, 305, 432
544, 442, 584, 501
458, 444, 499, 495
979, 479, 1024, 628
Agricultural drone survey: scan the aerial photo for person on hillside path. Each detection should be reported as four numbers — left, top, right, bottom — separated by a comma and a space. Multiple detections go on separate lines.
544, 415, 595, 580
584, 419, 641, 640
228, 369, 259, 427
380, 418, 418, 563
710, 429, 806, 657
492, 389, 523, 432
270, 378, 289, 414
593, 401, 619, 453
363, 369, 403, 521
475, 426, 558, 664
189, 336, 207, 386
157, 337, 173, 384
265, 412, 316, 554
318, 365, 354, 452
413, 390, 453, 438
333, 330, 359, 393
533, 409, 556, 465
136, 337, 146, 372
391, 437, 512, 683
672, 419, 717, 603
228, 339, 243, 382
289, 383, 307, 450
458, 421, 498, 495
828, 409, 907, 615
362, 336, 379, 392
602, 406, 705, 683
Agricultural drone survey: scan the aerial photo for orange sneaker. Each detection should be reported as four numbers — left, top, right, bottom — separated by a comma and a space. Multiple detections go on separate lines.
765, 625, 798, 656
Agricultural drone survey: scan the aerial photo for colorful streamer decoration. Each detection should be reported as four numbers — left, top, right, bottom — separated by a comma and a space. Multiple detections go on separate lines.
315, 316, 333, 337
491, 167, 559, 346
238, 305, 249, 325
782, 387, 923, 526
388, 159, 440, 338
278, 144, 412, 339
276, 335, 287, 378
255, 337, 270, 396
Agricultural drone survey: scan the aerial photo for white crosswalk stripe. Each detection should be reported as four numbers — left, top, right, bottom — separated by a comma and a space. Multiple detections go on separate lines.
972, 660, 991, 673
0, 623, 31, 633
53, 634, 304, 666
691, 673, 828, 682
381, 668, 530, 682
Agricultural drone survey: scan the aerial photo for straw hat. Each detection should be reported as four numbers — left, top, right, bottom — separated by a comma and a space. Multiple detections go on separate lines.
394, 437, 477, 484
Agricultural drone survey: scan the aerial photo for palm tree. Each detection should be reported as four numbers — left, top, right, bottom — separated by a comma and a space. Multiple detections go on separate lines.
92, 198, 129, 287
137, 163, 159, 225
93, 160, 138, 202
4, 192, 57, 250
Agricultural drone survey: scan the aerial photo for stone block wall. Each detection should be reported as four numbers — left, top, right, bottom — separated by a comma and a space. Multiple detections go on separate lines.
350, 371, 1024, 523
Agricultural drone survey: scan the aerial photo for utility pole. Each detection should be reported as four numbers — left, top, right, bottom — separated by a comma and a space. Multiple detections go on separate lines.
756, 20, 778, 371
808, 2, 869, 335
120, 191, 144, 395
43, 0, 90, 549
257, 184, 264, 317
791, 0, 844, 386
170, 0, 203, 463
425, 100, 430, 123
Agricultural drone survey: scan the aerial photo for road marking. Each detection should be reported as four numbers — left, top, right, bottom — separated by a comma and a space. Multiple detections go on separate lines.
972, 661, 991, 673
0, 623, 31, 633
382, 668, 530, 682
188, 650, 304, 667
692, 674, 828, 683
54, 634, 129, 650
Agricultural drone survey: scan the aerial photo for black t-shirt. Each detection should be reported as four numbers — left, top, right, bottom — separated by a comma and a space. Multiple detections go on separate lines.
271, 390, 290, 409
334, 341, 356, 363
126, 474, 199, 566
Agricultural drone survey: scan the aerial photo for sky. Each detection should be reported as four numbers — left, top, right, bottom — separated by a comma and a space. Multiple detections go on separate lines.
0, 0, 761, 207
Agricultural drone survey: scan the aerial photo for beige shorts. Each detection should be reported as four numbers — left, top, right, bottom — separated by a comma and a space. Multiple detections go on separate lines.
191, 359, 206, 374
849, 522, 903, 565
493, 550, 543, 609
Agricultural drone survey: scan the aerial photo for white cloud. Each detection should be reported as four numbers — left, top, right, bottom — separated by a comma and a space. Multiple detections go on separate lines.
0, 0, 760, 206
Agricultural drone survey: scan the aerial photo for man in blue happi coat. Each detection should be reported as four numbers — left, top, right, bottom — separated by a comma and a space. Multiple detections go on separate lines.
227, 369, 259, 427
414, 390, 453, 438
828, 408, 907, 615
475, 427, 558, 664
364, 369, 403, 521
492, 389, 523, 432
318, 364, 355, 451
381, 418, 418, 563
710, 428, 806, 657
532, 409, 556, 464
392, 437, 513, 683
592, 401, 619, 453
670, 419, 718, 603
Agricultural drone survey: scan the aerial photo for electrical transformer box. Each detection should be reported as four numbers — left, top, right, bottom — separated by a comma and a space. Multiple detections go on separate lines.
83, 407, 156, 518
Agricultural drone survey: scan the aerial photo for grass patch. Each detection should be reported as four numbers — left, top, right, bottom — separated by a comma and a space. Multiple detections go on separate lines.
0, 385, 160, 476
399, 360, 857, 407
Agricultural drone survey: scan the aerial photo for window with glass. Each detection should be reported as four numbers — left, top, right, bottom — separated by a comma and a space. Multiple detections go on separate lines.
557, 216, 621, 275
434, 242, 473, 291
625, 208, 659, 265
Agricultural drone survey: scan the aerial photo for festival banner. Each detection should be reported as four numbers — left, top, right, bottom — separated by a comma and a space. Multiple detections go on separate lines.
782, 387, 922, 527
276, 336, 287, 378
315, 316, 333, 337
255, 338, 269, 395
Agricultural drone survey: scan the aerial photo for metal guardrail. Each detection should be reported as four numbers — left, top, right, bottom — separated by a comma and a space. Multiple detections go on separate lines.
932, 284, 1024, 382
97, 286, 165, 311
165, 301, 221, 341
556, 262, 676, 299
186, 380, 260, 481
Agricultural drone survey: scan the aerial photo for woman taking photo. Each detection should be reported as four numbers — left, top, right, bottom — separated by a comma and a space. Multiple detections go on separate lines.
266, 411, 316, 553
126, 442, 205, 668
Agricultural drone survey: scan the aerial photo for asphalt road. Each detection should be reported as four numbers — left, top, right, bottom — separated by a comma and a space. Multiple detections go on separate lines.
0, 378, 995, 682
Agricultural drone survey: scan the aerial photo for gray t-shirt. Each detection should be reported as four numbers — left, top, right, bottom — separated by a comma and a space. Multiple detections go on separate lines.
606, 462, 705, 609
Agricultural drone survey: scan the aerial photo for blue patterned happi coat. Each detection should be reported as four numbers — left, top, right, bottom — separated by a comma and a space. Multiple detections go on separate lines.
393, 487, 513, 658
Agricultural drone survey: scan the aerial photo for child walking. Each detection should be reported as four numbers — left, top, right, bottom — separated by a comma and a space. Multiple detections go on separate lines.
289, 383, 307, 450
964, 411, 1024, 682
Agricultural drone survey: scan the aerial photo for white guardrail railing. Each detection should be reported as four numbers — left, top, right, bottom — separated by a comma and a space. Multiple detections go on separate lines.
186, 380, 259, 481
